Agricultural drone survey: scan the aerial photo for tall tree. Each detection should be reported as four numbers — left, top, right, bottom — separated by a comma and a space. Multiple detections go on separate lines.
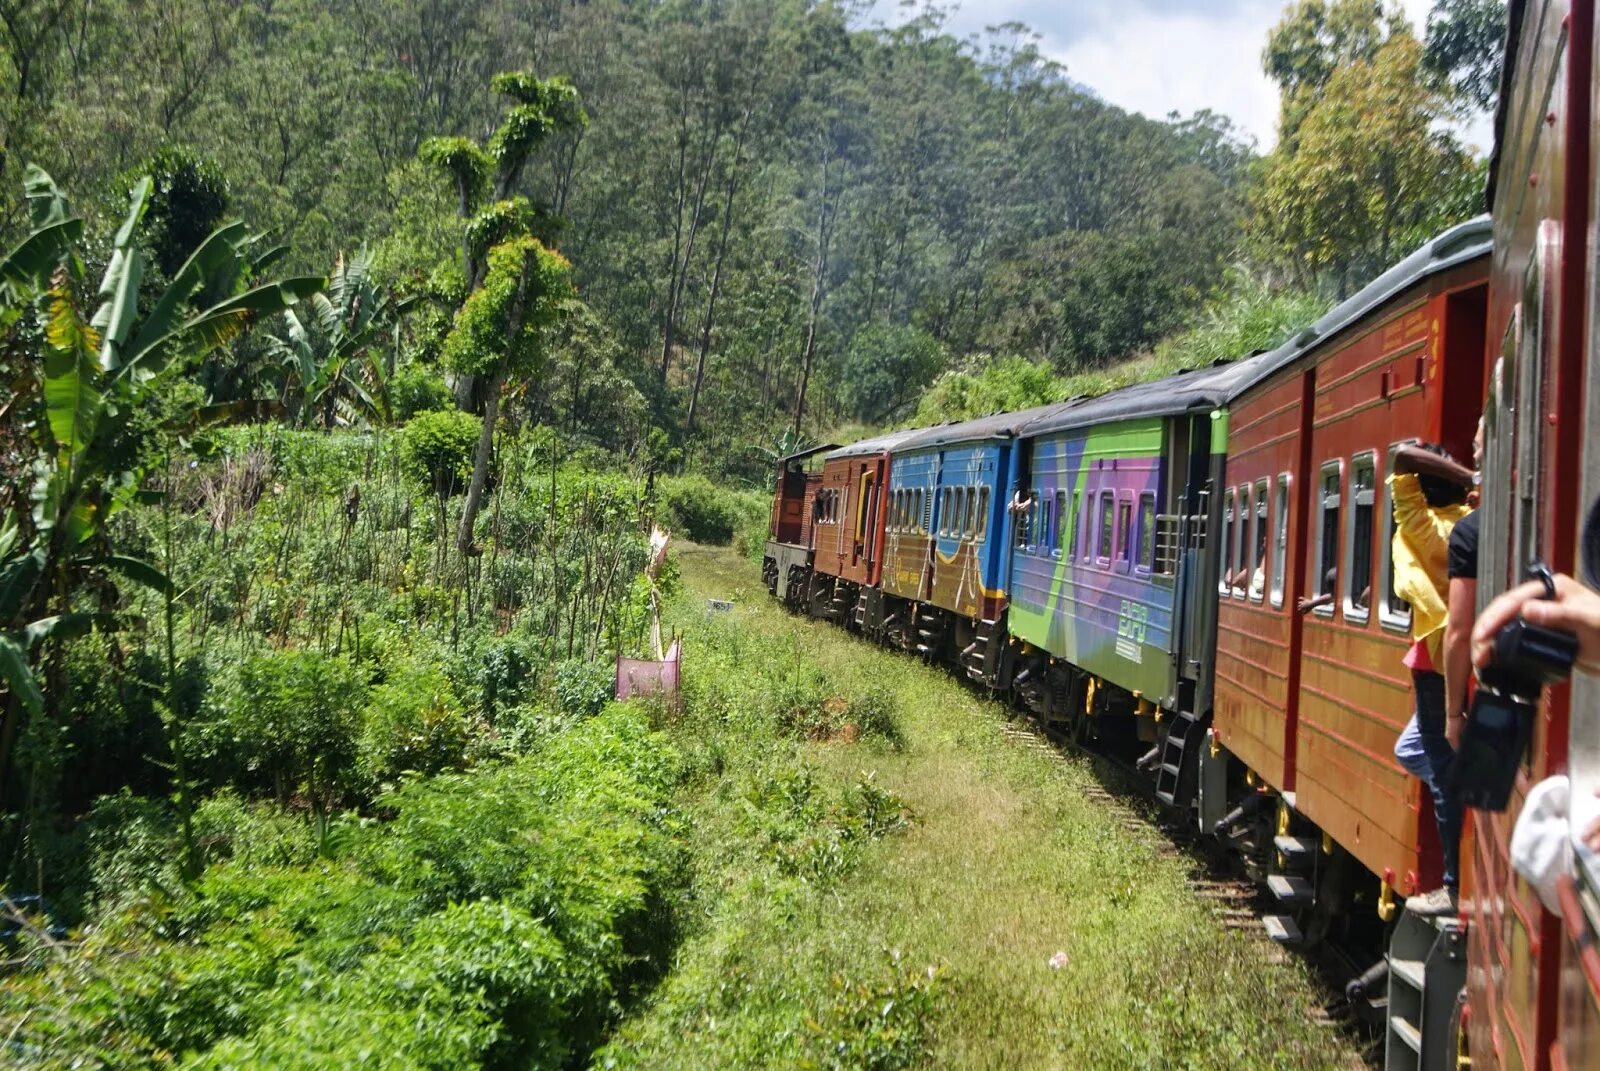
419, 69, 585, 409
1423, 0, 1507, 113
442, 236, 572, 554
1254, 31, 1471, 292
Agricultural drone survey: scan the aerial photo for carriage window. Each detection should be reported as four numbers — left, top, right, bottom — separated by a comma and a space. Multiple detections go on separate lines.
965, 485, 978, 538
954, 487, 967, 538
1097, 492, 1114, 561
1250, 481, 1268, 601
1014, 490, 1030, 547
975, 487, 989, 542
919, 489, 928, 533
1137, 495, 1156, 571
1229, 487, 1246, 597
1054, 491, 1069, 556
1118, 499, 1133, 563
1380, 450, 1412, 630
1031, 489, 1044, 549
1271, 475, 1290, 608
1345, 454, 1376, 622
941, 488, 952, 535
1219, 489, 1237, 595
1083, 492, 1094, 558
1315, 462, 1342, 611
1068, 491, 1081, 559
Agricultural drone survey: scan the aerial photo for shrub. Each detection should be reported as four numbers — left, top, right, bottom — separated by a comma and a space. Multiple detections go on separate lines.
808, 951, 945, 1071
657, 475, 766, 546
359, 664, 474, 786
217, 649, 367, 811
3, 707, 686, 1069
390, 362, 456, 421
400, 408, 482, 497
83, 792, 182, 910
552, 659, 613, 718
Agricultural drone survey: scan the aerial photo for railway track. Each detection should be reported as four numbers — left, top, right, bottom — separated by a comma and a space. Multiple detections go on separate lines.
999, 718, 1380, 1063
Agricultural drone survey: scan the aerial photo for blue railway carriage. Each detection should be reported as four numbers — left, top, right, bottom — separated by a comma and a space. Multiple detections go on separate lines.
1004, 356, 1276, 800
878, 404, 1071, 674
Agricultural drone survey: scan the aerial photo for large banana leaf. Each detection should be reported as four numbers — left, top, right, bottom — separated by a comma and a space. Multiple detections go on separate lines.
113, 223, 250, 372
117, 276, 323, 383
90, 178, 151, 371
0, 547, 44, 623
22, 612, 120, 649
41, 285, 103, 459
0, 634, 42, 714
92, 555, 172, 596
0, 217, 84, 295
23, 166, 72, 230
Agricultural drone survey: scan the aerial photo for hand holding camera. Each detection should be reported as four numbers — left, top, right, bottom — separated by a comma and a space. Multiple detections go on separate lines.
1472, 571, 1600, 678
1452, 564, 1581, 811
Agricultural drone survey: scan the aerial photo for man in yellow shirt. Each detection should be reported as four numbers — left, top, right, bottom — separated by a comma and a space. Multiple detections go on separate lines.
1389, 442, 1474, 916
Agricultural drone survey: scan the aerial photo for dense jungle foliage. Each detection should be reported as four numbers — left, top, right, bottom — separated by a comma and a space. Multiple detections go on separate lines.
3, 0, 1500, 470
0, 0, 1504, 1064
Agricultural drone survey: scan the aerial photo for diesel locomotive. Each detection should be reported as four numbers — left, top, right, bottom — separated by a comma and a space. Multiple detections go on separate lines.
761, 3, 1600, 1066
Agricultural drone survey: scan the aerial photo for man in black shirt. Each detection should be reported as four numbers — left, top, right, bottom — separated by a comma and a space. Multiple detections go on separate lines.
1444, 508, 1479, 743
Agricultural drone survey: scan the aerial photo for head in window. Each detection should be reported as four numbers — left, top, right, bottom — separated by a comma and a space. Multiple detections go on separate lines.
1415, 442, 1470, 508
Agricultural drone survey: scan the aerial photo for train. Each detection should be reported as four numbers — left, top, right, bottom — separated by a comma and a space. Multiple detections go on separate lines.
761, 4, 1600, 1068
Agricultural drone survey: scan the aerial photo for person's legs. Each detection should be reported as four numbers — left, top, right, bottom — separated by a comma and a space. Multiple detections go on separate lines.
1404, 670, 1459, 914
1394, 713, 1429, 778
1411, 671, 1458, 889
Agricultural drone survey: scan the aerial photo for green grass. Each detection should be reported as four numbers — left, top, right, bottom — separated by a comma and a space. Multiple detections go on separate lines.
598, 544, 1359, 1070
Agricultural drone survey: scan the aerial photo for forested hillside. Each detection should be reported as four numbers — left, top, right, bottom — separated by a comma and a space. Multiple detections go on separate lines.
5, 0, 1492, 476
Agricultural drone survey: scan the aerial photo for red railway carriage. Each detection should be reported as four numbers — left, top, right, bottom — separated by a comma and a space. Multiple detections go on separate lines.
1468, 2, 1599, 1068
1209, 220, 1489, 919
761, 443, 834, 608
804, 430, 918, 622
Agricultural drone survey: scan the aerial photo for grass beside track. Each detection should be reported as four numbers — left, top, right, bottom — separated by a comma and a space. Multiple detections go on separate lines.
598, 543, 1360, 1070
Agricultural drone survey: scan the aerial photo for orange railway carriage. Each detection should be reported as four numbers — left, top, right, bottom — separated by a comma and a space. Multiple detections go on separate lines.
1468, 2, 1600, 1068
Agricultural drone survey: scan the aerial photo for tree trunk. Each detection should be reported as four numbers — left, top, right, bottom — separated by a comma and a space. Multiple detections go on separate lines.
456, 369, 505, 555
793, 150, 838, 435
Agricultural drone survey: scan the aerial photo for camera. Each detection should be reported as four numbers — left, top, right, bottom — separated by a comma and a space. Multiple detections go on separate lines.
1452, 563, 1579, 812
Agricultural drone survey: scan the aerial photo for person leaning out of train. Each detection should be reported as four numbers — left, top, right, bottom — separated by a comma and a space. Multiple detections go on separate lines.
1388, 441, 1475, 917
1443, 420, 1486, 749
1474, 570, 1600, 912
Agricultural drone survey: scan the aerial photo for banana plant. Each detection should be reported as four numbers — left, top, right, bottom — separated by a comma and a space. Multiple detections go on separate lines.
0, 167, 321, 782
265, 248, 417, 429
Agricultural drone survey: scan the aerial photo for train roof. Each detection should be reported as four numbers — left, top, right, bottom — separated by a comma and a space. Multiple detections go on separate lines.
777, 442, 838, 465
824, 428, 923, 460
891, 400, 1081, 453
1017, 353, 1275, 436
1017, 215, 1493, 437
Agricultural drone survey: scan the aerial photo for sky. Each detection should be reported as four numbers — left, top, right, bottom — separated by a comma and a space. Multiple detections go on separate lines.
864, 0, 1495, 154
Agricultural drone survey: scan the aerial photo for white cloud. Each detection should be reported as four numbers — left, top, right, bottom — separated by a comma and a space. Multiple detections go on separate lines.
870, 0, 1495, 153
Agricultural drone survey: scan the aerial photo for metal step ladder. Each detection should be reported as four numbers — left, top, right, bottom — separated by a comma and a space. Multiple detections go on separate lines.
1153, 708, 1203, 805
963, 618, 997, 684
1385, 909, 1465, 1071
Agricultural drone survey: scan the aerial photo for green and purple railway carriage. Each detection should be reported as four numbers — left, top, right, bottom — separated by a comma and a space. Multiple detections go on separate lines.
1003, 356, 1276, 781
